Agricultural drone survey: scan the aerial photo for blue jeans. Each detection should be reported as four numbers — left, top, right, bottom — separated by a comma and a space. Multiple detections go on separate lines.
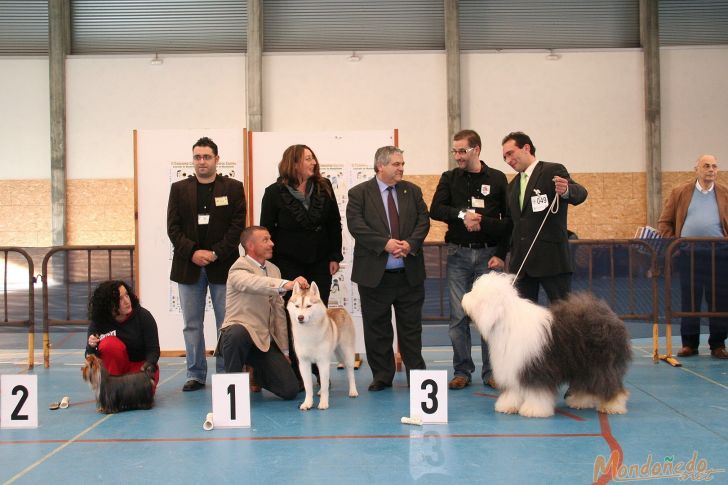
447, 244, 496, 383
177, 268, 227, 383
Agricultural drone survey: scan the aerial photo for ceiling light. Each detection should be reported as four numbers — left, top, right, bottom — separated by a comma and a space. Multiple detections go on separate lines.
545, 49, 561, 61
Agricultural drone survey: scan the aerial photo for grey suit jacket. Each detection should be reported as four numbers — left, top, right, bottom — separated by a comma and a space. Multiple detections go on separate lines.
220, 256, 288, 353
346, 178, 430, 288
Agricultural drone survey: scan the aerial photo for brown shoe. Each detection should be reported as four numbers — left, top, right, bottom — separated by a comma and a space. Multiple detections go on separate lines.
710, 347, 728, 359
448, 376, 470, 390
677, 346, 698, 357
485, 377, 500, 390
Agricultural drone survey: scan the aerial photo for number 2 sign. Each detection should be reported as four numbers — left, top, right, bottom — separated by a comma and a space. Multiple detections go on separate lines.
211, 373, 251, 428
409, 370, 448, 424
1, 375, 38, 429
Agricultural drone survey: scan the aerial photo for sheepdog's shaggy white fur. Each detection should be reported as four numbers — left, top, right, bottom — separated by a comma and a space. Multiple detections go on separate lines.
462, 272, 631, 418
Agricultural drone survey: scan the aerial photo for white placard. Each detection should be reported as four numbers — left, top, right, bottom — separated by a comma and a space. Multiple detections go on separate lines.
211, 373, 250, 428
1, 375, 38, 429
409, 370, 448, 424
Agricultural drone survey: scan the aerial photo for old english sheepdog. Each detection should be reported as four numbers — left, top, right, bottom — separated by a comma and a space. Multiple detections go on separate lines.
462, 272, 631, 418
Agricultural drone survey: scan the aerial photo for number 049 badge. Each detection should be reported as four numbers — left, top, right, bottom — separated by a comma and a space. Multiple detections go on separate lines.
409, 370, 448, 423
531, 193, 549, 212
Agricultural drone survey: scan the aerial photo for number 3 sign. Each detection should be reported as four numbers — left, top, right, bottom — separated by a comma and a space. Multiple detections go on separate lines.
211, 373, 251, 428
409, 370, 448, 424
1, 375, 38, 429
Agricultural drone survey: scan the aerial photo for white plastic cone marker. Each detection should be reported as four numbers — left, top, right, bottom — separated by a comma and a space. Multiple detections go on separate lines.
203, 412, 214, 431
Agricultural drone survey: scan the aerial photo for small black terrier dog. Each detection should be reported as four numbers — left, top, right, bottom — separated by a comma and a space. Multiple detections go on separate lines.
81, 354, 156, 414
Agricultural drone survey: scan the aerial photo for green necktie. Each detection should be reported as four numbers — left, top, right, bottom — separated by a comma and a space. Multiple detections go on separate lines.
519, 172, 529, 209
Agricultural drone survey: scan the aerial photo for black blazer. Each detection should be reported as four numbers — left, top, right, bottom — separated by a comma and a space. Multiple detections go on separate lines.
259, 179, 343, 265
167, 175, 246, 284
507, 161, 587, 278
346, 178, 430, 288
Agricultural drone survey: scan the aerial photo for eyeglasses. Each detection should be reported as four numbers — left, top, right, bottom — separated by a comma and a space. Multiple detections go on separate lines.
193, 154, 215, 161
450, 147, 476, 155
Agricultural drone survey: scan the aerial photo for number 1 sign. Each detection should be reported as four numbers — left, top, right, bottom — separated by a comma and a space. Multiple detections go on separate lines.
1, 375, 38, 429
211, 373, 251, 428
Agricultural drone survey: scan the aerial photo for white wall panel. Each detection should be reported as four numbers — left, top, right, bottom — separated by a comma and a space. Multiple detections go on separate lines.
463, 50, 645, 174
661, 46, 728, 170
0, 58, 50, 179
65, 54, 246, 179
1, 47, 727, 182
263, 52, 448, 175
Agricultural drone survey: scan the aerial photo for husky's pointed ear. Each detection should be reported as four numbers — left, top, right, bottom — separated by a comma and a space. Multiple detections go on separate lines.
292, 281, 301, 293
310, 281, 320, 296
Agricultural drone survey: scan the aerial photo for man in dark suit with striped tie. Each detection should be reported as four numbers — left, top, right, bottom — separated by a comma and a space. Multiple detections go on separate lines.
346, 146, 431, 391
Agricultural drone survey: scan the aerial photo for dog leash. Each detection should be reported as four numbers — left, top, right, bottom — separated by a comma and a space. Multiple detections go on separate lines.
512, 192, 560, 284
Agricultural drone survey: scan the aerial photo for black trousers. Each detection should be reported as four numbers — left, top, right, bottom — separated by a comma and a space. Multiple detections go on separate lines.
516, 272, 572, 304
357, 271, 426, 385
220, 325, 299, 400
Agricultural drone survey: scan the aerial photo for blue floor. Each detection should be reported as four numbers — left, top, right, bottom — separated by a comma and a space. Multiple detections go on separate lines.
1, 336, 727, 484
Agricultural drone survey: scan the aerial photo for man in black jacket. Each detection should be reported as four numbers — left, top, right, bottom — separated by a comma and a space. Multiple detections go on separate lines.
431, 130, 510, 390
502, 131, 587, 303
167, 137, 246, 391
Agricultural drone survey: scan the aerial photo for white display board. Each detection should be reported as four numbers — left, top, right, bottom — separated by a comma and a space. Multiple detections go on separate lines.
136, 129, 245, 351
250, 130, 396, 354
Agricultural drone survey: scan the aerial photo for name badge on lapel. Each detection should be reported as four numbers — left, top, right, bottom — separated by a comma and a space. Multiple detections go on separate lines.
215, 196, 229, 206
198, 214, 210, 225
471, 197, 485, 208
531, 194, 548, 212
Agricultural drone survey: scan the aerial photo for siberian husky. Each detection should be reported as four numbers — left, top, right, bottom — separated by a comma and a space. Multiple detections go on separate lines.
287, 281, 358, 410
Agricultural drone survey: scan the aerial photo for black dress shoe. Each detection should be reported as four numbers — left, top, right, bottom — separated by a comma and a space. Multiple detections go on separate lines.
368, 381, 392, 392
711, 347, 728, 359
182, 380, 205, 392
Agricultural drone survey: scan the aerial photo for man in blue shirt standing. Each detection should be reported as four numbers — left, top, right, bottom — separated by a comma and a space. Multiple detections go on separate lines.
346, 146, 431, 391
658, 154, 728, 359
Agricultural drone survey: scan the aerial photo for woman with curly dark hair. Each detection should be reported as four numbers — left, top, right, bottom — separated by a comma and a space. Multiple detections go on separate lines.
260, 144, 343, 382
86, 280, 160, 388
